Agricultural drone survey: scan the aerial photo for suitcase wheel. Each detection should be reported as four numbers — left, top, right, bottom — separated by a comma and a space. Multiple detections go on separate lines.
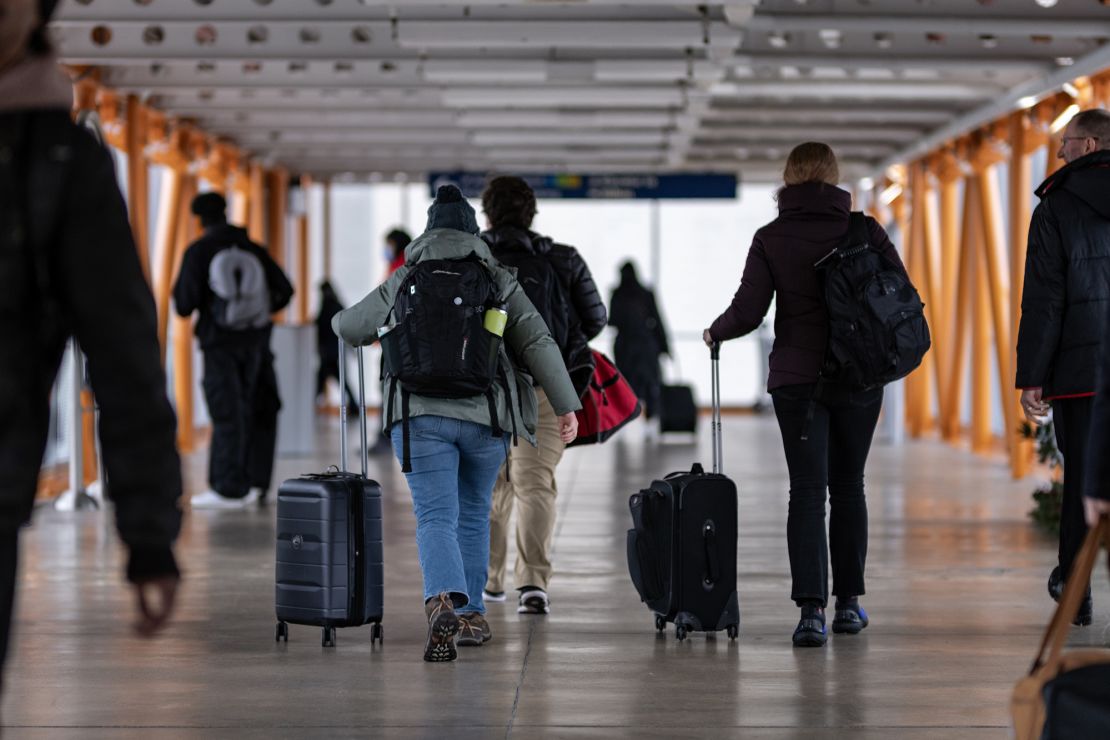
675, 625, 688, 641
275, 621, 288, 642
371, 622, 384, 645
727, 624, 739, 641
654, 615, 666, 633
322, 626, 336, 648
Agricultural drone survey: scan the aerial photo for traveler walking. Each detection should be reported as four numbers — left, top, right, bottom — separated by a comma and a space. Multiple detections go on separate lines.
0, 0, 181, 688
609, 262, 669, 419
173, 192, 294, 509
315, 281, 357, 408
384, 228, 410, 276
703, 142, 909, 647
1017, 108, 1110, 626
333, 184, 580, 662
478, 176, 607, 614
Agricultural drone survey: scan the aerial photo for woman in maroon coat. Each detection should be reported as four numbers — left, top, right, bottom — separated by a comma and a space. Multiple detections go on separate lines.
704, 143, 907, 648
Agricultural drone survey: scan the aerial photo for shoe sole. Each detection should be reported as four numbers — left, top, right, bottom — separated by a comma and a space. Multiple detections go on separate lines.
483, 592, 507, 603
518, 596, 549, 614
457, 632, 492, 647
423, 612, 459, 662
831, 616, 868, 635
793, 633, 827, 647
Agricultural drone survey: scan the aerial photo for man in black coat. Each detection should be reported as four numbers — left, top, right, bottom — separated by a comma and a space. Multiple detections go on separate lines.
173, 193, 293, 509
479, 176, 607, 613
1016, 108, 1110, 625
0, 0, 181, 686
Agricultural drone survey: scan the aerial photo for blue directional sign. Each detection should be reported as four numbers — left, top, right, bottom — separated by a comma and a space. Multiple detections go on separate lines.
428, 172, 738, 200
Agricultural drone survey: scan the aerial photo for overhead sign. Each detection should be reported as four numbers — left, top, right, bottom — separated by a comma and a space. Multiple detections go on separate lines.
428, 172, 738, 200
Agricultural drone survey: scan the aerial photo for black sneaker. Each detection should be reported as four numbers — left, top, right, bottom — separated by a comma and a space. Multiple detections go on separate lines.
1048, 567, 1094, 627
792, 604, 827, 647
832, 598, 869, 635
518, 587, 550, 615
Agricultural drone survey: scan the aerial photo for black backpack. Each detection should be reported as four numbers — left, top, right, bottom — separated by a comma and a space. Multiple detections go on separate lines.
380, 255, 514, 471
816, 212, 930, 389
483, 237, 570, 355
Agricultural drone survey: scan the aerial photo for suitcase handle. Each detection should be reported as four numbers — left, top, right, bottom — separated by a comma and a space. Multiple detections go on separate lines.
338, 337, 369, 477
710, 342, 722, 475
702, 519, 720, 587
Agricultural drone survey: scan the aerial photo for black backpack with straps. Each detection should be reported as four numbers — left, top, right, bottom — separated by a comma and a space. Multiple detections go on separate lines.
380, 254, 515, 471
816, 212, 930, 389
482, 236, 571, 356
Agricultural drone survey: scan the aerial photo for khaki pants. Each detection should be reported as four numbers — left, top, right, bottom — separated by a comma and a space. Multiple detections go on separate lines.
487, 389, 565, 593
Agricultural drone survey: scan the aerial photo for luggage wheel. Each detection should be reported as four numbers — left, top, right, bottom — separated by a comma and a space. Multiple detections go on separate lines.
275, 621, 289, 642
322, 626, 337, 648
675, 625, 688, 641
371, 622, 384, 645
727, 624, 739, 641
654, 615, 666, 633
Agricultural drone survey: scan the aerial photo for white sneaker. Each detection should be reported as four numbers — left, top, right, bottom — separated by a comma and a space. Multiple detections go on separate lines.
483, 589, 507, 603
191, 489, 259, 509
518, 588, 550, 614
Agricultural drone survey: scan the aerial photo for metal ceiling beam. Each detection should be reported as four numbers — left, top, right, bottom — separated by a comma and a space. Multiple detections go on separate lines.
701, 107, 958, 125
709, 80, 1002, 102
733, 54, 1052, 74
742, 14, 1110, 38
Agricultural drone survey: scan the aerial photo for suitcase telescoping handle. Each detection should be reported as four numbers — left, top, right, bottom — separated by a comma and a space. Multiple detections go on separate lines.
337, 337, 369, 478
710, 342, 722, 475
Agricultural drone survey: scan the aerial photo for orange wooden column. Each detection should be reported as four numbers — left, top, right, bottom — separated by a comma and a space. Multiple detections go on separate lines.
125, 94, 151, 284
248, 162, 266, 244
173, 175, 200, 453
322, 178, 333, 279
965, 175, 993, 454
266, 168, 289, 323
296, 175, 313, 325
943, 180, 976, 443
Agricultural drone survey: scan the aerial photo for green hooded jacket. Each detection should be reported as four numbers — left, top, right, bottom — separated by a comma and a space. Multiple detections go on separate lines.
332, 228, 581, 444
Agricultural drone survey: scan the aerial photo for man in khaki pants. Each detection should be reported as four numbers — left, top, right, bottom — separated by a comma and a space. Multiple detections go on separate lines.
480, 176, 607, 614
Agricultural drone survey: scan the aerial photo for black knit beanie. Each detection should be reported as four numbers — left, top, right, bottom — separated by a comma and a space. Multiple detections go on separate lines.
426, 185, 480, 235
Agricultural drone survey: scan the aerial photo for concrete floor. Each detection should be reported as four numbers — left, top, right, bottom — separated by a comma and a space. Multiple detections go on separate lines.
3, 414, 1108, 739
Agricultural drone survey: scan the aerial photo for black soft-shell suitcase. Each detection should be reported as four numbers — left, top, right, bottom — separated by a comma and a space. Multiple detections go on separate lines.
627, 343, 739, 640
275, 340, 384, 648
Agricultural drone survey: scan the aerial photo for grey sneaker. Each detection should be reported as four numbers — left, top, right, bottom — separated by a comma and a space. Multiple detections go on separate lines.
457, 613, 492, 646
423, 593, 459, 662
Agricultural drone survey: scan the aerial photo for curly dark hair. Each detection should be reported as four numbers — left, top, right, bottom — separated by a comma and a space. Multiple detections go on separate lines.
481, 176, 537, 230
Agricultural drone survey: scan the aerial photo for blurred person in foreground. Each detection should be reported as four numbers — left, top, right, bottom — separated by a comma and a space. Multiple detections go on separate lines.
0, 0, 181, 689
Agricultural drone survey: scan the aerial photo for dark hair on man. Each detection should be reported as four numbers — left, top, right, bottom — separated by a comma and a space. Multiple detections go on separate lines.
481, 176, 537, 230
190, 192, 228, 228
385, 228, 411, 250
1071, 109, 1110, 149
30, 0, 61, 55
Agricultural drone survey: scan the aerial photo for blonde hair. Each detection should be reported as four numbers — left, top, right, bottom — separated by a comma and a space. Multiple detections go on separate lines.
783, 142, 839, 186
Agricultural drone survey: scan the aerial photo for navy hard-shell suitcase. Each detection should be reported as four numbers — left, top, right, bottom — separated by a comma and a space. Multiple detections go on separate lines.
275, 340, 384, 647
627, 344, 739, 640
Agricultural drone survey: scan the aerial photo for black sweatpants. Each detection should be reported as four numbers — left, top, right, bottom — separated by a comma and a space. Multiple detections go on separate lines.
771, 383, 883, 607
1051, 396, 1092, 586
203, 344, 281, 498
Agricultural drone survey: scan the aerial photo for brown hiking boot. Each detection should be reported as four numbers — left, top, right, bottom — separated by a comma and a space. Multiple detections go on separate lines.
457, 613, 492, 647
423, 593, 459, 662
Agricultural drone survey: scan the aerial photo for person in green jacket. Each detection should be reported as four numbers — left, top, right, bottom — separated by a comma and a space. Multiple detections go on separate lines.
333, 185, 580, 662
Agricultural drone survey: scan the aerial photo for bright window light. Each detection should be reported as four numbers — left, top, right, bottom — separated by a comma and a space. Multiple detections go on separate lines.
1035, 0, 1058, 7
1062, 82, 1080, 99
880, 183, 903, 205
858, 176, 875, 191
1017, 95, 1039, 109
1050, 104, 1080, 134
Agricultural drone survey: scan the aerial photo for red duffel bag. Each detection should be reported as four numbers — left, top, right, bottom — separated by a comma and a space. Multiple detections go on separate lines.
568, 350, 642, 448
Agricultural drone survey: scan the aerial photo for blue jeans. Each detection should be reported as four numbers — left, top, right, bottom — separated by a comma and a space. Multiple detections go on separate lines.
392, 415, 508, 615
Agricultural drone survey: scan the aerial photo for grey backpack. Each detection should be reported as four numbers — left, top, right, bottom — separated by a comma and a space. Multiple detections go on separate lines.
207, 245, 271, 330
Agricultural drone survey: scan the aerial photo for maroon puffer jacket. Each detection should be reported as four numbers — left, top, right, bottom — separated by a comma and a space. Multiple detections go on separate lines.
708, 181, 907, 391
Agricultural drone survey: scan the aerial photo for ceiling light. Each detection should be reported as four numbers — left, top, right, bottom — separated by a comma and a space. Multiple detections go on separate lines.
819, 29, 842, 49
1017, 95, 1039, 109
768, 31, 791, 49
880, 183, 903, 205
873, 33, 893, 49
1062, 82, 1080, 98
1034, 0, 1058, 7
1056, 57, 1075, 66
979, 34, 998, 49
1050, 104, 1080, 133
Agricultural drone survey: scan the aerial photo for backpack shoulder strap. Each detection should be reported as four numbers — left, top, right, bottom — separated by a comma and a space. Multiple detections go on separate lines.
847, 212, 869, 249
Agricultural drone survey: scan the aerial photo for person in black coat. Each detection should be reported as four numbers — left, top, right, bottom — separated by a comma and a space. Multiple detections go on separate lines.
0, 0, 181, 687
315, 281, 357, 408
173, 193, 294, 508
1016, 108, 1110, 626
609, 262, 669, 419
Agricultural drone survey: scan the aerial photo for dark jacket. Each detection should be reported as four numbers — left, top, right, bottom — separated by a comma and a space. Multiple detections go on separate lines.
707, 182, 907, 391
1015, 150, 1110, 399
1084, 299, 1110, 501
172, 224, 294, 349
0, 107, 180, 581
316, 284, 344, 363
482, 225, 607, 395
609, 265, 669, 411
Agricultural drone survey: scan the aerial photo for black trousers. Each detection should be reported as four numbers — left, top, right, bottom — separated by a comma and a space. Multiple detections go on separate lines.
203, 345, 281, 498
0, 531, 17, 689
771, 383, 883, 607
1051, 396, 1092, 585
315, 357, 357, 408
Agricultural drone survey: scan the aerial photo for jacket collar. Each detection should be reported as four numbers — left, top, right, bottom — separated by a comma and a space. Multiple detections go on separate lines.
1035, 149, 1110, 199
0, 54, 72, 112
481, 225, 552, 255
776, 181, 852, 219
406, 228, 496, 265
